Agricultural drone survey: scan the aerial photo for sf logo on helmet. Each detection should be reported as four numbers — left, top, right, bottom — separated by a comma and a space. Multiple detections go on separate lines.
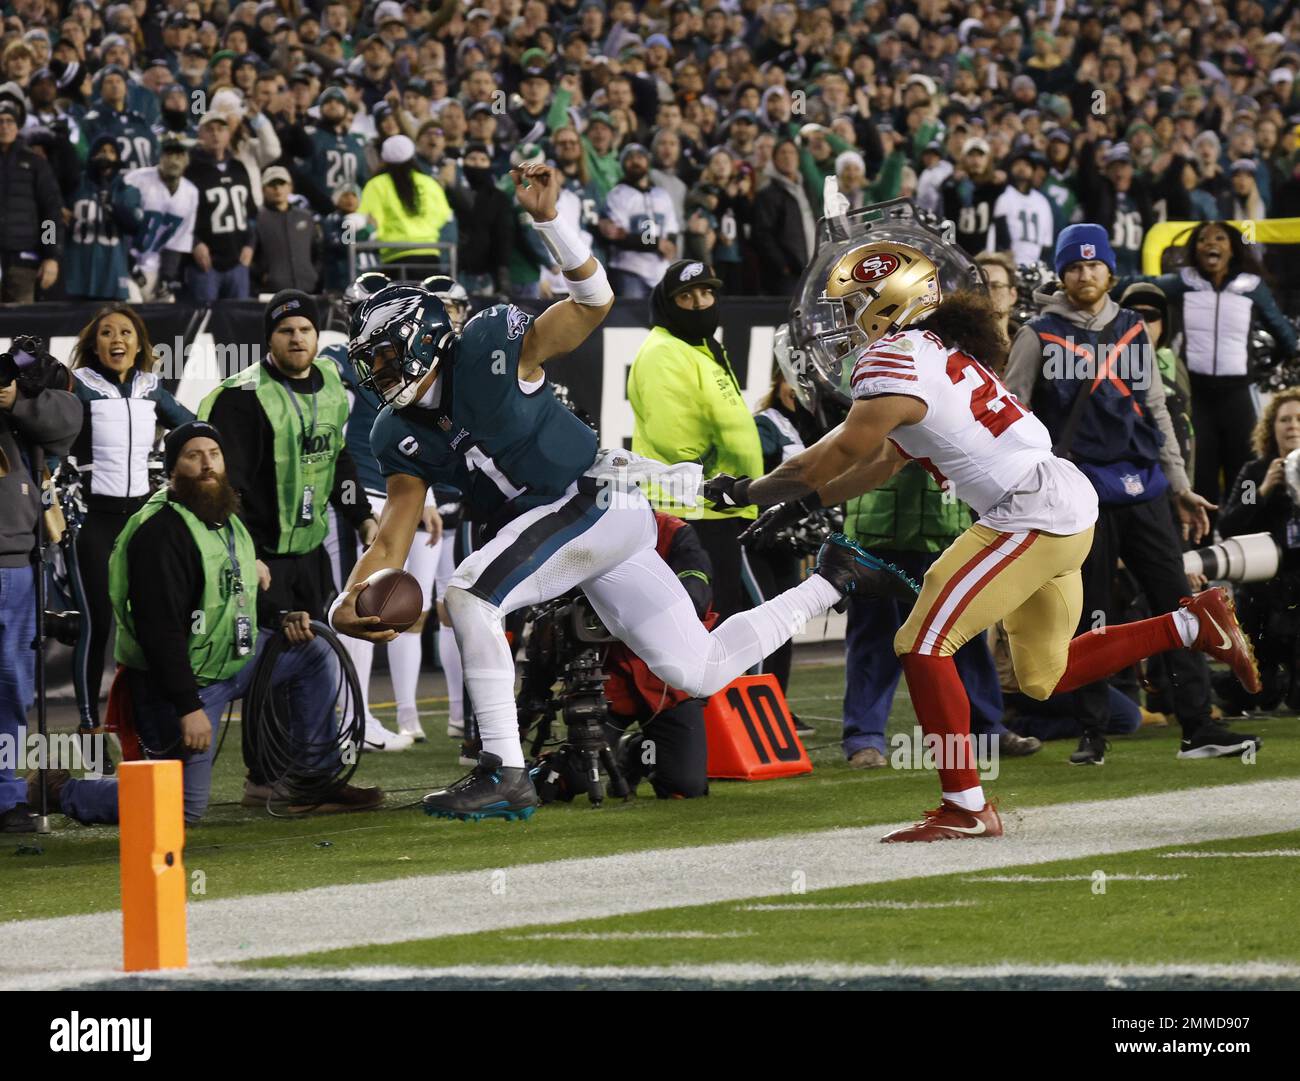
851, 253, 901, 284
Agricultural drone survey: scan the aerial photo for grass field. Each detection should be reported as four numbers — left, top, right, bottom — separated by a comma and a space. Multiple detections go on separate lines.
3, 657, 1299, 989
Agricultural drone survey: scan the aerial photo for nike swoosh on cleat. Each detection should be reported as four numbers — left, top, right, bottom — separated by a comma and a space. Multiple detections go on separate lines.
942, 821, 987, 835
1204, 611, 1233, 652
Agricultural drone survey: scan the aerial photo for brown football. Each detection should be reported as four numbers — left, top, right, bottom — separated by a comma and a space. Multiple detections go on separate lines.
354, 568, 424, 633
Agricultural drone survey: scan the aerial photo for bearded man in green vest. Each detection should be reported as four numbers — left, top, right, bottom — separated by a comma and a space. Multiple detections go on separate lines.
200, 290, 378, 624
42, 423, 382, 826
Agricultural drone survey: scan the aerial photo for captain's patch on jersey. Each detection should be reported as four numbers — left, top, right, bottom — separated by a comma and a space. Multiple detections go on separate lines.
398, 435, 419, 456
506, 305, 532, 340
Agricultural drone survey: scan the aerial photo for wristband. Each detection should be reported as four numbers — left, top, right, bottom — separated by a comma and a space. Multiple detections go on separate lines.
532, 214, 591, 271
734, 477, 753, 506
327, 591, 346, 631
565, 261, 614, 307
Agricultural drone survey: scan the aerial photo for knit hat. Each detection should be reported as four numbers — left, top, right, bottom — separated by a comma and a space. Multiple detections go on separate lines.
164, 421, 225, 475
264, 289, 319, 341
1054, 223, 1116, 276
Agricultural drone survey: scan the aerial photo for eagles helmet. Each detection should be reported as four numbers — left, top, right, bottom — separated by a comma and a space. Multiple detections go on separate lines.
420, 274, 470, 334
349, 283, 456, 409
342, 270, 392, 314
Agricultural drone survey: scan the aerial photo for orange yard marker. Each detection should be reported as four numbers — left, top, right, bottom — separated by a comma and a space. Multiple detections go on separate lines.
118, 760, 187, 971
703, 674, 813, 781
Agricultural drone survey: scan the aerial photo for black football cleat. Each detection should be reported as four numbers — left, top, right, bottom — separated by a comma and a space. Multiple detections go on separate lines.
1177, 722, 1261, 760
422, 751, 540, 822
814, 533, 921, 610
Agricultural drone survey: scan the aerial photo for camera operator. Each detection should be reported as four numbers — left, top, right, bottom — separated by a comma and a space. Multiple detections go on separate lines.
0, 343, 80, 833
1218, 388, 1300, 713
603, 512, 715, 799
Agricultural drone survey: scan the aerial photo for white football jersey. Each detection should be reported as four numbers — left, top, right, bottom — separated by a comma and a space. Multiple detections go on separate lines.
992, 186, 1056, 267
850, 328, 1097, 534
604, 181, 679, 287
124, 166, 199, 273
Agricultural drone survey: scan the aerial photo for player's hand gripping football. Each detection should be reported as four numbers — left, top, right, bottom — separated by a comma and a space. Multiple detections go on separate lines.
330, 582, 397, 644
511, 161, 561, 222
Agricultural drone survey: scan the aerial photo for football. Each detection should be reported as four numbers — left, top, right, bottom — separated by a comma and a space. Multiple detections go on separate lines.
354, 568, 424, 633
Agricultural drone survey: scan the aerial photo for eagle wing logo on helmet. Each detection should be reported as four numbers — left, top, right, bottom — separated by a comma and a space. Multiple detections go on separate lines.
356, 291, 428, 346
850, 253, 900, 283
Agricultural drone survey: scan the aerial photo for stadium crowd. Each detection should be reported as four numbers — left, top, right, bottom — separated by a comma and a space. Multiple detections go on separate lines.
2, 0, 1300, 831
0, 0, 1299, 301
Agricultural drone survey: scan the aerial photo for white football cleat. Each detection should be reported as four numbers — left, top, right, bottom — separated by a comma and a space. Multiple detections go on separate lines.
362, 718, 414, 752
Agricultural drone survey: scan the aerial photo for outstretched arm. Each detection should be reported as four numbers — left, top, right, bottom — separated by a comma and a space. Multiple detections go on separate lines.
329, 471, 427, 642
514, 162, 615, 379
735, 395, 925, 507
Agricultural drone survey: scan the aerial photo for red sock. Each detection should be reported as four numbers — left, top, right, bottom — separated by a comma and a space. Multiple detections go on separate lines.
899, 653, 981, 798
1053, 613, 1183, 695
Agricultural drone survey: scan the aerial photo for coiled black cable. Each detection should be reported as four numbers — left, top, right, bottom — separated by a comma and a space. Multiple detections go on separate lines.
240, 620, 366, 815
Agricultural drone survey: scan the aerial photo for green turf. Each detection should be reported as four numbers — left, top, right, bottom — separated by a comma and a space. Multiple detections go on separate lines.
256, 828, 1300, 972
3, 661, 1295, 924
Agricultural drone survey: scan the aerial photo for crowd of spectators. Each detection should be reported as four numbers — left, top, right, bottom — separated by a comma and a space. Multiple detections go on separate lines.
1, 0, 1300, 305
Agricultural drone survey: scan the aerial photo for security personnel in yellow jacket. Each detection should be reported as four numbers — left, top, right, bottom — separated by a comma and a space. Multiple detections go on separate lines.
200, 290, 377, 621
628, 260, 763, 619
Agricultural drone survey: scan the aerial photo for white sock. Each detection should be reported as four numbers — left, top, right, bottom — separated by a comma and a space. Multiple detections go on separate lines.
1172, 608, 1199, 648
388, 627, 423, 724
446, 590, 525, 768
712, 575, 841, 668
439, 623, 464, 725
943, 786, 986, 811
341, 634, 376, 725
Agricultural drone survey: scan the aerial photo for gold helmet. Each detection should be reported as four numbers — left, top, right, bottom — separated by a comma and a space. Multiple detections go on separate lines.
822, 241, 942, 349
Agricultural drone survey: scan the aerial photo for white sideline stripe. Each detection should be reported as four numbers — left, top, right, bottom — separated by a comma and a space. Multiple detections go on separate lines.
2, 778, 1298, 989
11, 961, 1300, 991
1159, 849, 1300, 859
739, 900, 977, 911
962, 874, 1186, 883
505, 931, 755, 942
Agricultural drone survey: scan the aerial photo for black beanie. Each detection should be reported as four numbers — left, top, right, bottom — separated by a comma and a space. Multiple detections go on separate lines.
164, 421, 225, 475
264, 289, 319, 341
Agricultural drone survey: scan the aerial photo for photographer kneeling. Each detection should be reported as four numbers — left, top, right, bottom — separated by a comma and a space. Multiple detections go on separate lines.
46, 423, 382, 825
1217, 388, 1300, 713
602, 512, 715, 799
1, 345, 81, 834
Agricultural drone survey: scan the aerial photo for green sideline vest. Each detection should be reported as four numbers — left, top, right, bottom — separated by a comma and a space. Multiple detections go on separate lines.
845, 462, 973, 553
109, 488, 259, 685
199, 359, 349, 555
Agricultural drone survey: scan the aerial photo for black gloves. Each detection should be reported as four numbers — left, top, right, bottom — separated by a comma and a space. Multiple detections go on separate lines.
702, 473, 753, 509
738, 493, 824, 550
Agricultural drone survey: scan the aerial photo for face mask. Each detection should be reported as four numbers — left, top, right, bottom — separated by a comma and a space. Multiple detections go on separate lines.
671, 302, 719, 341
463, 164, 492, 187
162, 107, 189, 132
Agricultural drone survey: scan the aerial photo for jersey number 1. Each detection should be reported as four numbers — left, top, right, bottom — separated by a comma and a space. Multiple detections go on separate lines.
945, 350, 1025, 437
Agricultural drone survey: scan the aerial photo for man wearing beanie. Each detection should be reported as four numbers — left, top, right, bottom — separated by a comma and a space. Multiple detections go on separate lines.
198, 291, 378, 771
600, 141, 679, 297
1003, 224, 1260, 766
43, 421, 382, 825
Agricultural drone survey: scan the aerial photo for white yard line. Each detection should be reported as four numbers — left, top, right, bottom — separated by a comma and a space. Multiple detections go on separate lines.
1158, 849, 1300, 859
738, 900, 979, 911
2, 778, 1297, 989
962, 874, 1186, 883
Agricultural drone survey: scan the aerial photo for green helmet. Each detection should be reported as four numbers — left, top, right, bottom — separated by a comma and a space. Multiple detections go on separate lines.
348, 283, 455, 409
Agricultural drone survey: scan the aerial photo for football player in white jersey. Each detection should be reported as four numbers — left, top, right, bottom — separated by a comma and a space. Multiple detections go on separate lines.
706, 242, 1261, 842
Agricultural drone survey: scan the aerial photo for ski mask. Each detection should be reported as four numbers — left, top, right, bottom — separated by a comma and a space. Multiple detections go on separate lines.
651, 260, 724, 343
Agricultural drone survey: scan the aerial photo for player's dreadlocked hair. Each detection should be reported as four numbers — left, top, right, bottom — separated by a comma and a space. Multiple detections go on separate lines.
913, 289, 1010, 373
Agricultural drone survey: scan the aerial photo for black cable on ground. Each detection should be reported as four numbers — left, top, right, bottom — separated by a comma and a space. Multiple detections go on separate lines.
241, 620, 366, 816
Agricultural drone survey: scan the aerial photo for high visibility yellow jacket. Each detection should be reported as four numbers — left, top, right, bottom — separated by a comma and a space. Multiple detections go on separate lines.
627, 325, 761, 520
358, 171, 453, 262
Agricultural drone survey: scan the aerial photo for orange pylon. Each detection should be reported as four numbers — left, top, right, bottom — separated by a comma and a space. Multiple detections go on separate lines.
118, 760, 188, 971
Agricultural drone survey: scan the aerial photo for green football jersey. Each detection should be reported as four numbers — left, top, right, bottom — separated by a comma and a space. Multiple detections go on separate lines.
371, 304, 598, 527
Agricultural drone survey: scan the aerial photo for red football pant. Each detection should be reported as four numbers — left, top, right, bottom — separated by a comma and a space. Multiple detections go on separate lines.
1052, 613, 1183, 695
899, 653, 981, 797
